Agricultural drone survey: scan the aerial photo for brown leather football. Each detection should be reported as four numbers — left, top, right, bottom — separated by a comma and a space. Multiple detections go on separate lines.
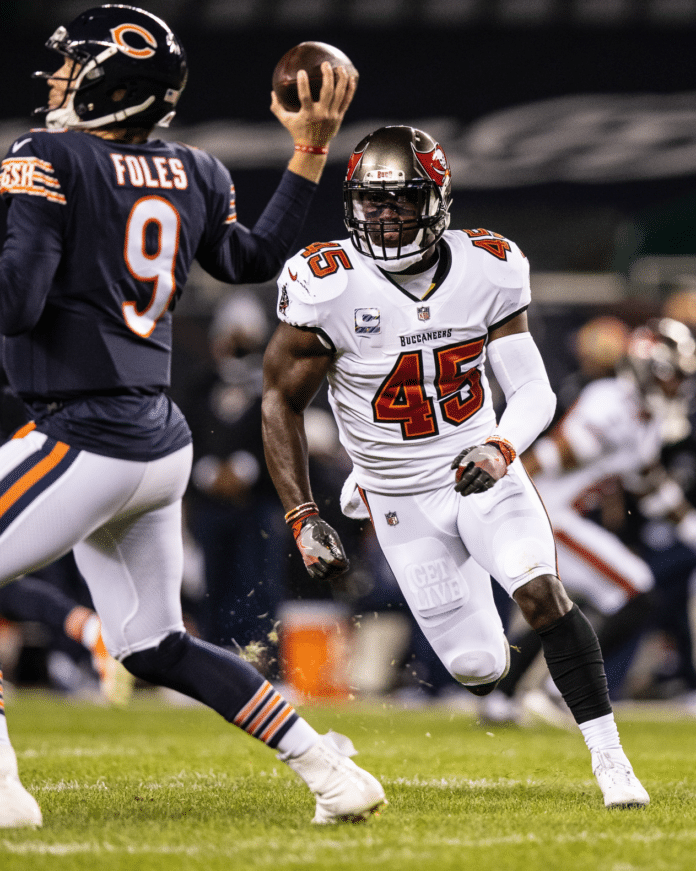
272, 42, 359, 112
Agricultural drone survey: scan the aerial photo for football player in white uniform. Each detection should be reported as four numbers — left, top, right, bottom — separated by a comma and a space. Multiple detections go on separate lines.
488, 317, 696, 722
262, 125, 650, 809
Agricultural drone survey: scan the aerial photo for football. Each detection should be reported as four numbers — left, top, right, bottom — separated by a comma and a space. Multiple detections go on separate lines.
272, 42, 359, 112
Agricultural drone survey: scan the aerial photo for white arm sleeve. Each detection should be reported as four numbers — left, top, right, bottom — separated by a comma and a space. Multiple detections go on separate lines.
487, 331, 556, 456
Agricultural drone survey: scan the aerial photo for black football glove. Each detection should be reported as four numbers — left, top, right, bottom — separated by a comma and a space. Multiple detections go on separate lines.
291, 514, 350, 580
451, 443, 509, 496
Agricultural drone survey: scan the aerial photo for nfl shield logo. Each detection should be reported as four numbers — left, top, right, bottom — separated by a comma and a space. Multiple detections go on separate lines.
417, 306, 430, 321
385, 512, 399, 526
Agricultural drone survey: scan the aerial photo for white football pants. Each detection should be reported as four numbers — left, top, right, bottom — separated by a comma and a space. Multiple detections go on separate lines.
0, 428, 192, 660
362, 460, 557, 688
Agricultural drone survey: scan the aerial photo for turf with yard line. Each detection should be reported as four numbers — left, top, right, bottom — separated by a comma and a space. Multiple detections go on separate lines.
1, 692, 695, 870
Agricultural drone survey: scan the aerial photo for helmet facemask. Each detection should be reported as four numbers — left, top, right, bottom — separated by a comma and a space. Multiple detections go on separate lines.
345, 182, 447, 271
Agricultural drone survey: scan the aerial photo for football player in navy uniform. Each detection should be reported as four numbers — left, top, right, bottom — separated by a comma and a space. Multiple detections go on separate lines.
262, 125, 650, 811
0, 5, 386, 827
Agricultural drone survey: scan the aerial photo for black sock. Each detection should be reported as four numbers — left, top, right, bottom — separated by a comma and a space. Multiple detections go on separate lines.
538, 604, 612, 724
0, 576, 75, 629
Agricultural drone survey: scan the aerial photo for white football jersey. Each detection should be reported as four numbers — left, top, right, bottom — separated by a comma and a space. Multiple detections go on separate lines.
534, 375, 663, 514
276, 229, 531, 494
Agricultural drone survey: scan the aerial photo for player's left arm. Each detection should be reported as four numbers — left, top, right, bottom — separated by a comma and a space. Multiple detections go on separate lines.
453, 310, 557, 496
0, 196, 63, 336
262, 321, 349, 580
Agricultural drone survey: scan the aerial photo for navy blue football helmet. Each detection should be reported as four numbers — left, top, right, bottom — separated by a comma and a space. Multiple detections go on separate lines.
33, 5, 187, 130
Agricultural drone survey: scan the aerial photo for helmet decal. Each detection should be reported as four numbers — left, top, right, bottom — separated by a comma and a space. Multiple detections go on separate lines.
413, 144, 449, 187
346, 145, 366, 181
110, 23, 157, 59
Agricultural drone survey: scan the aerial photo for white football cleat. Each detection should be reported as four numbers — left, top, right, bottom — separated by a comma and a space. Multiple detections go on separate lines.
282, 731, 387, 824
592, 748, 650, 809
0, 745, 42, 828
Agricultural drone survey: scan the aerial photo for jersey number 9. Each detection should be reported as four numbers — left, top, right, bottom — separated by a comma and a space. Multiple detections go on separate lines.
122, 196, 181, 338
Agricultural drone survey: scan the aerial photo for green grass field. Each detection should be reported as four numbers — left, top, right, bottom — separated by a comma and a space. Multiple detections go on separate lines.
1, 691, 695, 871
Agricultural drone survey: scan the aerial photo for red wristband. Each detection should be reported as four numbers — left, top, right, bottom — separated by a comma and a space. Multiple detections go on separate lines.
294, 143, 329, 155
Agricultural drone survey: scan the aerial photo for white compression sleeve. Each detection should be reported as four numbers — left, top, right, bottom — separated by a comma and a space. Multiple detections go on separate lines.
487, 331, 556, 455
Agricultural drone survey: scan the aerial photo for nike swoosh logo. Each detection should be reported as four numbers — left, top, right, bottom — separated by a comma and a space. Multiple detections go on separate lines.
289, 269, 298, 281
12, 137, 32, 153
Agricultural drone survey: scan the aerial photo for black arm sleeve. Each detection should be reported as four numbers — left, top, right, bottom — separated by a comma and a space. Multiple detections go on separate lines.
0, 196, 63, 336
196, 169, 318, 285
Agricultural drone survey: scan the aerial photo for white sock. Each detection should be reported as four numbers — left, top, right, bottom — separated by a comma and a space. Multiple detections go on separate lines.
275, 718, 321, 759
578, 712, 622, 753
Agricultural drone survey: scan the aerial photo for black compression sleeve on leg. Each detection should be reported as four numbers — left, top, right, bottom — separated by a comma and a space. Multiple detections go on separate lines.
537, 603, 612, 724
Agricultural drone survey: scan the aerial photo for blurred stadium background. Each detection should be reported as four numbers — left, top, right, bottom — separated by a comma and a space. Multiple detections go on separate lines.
3, 0, 696, 705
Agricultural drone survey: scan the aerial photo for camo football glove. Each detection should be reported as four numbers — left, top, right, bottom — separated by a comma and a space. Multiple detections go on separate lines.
286, 502, 350, 580
451, 437, 516, 496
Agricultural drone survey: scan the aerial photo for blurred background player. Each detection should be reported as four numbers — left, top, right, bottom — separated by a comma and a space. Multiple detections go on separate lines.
483, 316, 696, 725
262, 124, 649, 810
0, 559, 133, 706
0, 4, 386, 828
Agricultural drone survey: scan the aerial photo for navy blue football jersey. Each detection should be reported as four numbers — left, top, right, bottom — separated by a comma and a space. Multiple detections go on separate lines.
0, 128, 317, 459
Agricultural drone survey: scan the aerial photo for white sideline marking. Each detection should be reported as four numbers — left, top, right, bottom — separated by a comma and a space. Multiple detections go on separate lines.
29, 774, 546, 794
19, 747, 140, 759
0, 842, 202, 856
386, 776, 536, 789
3, 831, 696, 856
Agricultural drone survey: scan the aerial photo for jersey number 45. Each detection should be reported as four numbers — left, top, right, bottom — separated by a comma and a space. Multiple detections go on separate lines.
372, 338, 486, 439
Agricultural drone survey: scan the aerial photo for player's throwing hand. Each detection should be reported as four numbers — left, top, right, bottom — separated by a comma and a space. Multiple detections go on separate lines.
271, 62, 356, 149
